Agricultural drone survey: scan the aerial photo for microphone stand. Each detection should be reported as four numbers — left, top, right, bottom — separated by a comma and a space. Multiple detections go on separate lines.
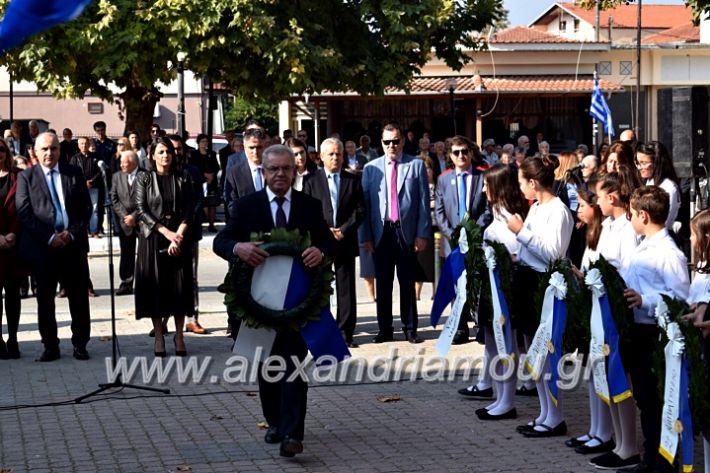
75, 161, 169, 403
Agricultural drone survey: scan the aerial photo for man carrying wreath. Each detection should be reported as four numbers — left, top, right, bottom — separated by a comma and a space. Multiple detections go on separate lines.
213, 144, 335, 458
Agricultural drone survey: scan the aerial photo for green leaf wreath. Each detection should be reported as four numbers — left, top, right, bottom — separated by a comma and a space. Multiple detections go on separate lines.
449, 216, 514, 326
534, 259, 591, 354
652, 295, 710, 436
588, 255, 633, 343
218, 228, 334, 331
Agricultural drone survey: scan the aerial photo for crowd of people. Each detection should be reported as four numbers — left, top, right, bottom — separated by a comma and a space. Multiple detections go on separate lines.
0, 117, 709, 467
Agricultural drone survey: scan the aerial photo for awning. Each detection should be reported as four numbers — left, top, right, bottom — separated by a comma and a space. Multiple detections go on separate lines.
309, 75, 624, 99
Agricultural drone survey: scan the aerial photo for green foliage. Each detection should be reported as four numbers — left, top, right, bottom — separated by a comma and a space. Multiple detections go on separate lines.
219, 229, 333, 331
652, 295, 710, 437
589, 255, 633, 342
534, 259, 590, 353
451, 215, 486, 317
0, 0, 505, 134
223, 95, 278, 135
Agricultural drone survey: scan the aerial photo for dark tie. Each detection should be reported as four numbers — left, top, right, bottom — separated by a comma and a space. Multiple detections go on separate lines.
275, 196, 287, 228
48, 169, 65, 231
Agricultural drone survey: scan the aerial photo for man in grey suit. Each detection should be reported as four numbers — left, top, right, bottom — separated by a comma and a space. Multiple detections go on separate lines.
111, 150, 144, 295
434, 136, 490, 345
359, 123, 431, 344
223, 127, 265, 216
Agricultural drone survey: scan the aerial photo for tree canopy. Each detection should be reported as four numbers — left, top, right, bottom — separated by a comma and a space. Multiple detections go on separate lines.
0, 0, 505, 136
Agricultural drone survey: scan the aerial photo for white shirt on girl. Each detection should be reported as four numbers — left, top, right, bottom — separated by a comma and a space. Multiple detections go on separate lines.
516, 196, 574, 272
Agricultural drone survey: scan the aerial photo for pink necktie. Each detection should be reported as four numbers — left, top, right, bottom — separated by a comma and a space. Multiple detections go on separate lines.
389, 160, 399, 222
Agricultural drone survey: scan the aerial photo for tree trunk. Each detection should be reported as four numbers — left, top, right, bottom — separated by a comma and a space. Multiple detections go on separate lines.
120, 85, 161, 148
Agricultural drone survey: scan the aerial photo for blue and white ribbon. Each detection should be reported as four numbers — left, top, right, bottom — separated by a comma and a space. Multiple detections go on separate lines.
656, 301, 694, 472
483, 245, 514, 361
237, 254, 350, 366
525, 271, 567, 405
585, 269, 632, 404
431, 231, 469, 357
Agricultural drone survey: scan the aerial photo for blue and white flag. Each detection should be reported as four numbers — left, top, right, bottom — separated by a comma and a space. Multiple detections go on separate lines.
431, 231, 470, 357
0, 0, 93, 53
242, 254, 350, 366
590, 79, 615, 137
655, 301, 694, 472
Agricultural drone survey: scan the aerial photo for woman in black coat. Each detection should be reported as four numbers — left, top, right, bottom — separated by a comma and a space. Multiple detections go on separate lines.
134, 137, 195, 357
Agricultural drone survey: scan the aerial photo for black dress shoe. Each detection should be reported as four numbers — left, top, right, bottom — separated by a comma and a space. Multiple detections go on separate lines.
372, 332, 394, 343
6, 340, 20, 359
515, 386, 538, 396
475, 407, 488, 416
516, 421, 537, 433
402, 328, 423, 344
477, 408, 517, 420
565, 435, 590, 448
452, 330, 470, 345
522, 421, 567, 438
457, 385, 493, 398
279, 437, 304, 457
73, 347, 90, 360
574, 437, 615, 454
115, 284, 133, 296
36, 348, 60, 362
0, 340, 7, 360
264, 427, 283, 444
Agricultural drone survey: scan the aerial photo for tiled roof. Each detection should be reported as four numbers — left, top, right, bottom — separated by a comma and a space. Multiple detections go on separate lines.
380, 76, 624, 95
642, 22, 699, 44
557, 2, 692, 29
490, 26, 581, 44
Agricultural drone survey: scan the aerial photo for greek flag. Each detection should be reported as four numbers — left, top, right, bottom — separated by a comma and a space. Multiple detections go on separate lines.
0, 0, 93, 53
250, 254, 350, 365
590, 79, 615, 137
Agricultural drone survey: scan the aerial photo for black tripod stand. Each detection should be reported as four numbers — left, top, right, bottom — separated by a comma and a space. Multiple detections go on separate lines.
75, 164, 170, 403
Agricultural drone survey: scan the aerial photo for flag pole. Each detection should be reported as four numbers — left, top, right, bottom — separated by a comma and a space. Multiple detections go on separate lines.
592, 70, 598, 152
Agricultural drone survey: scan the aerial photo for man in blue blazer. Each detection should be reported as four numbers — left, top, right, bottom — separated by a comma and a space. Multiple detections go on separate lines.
434, 136, 491, 345
15, 133, 92, 361
359, 123, 431, 343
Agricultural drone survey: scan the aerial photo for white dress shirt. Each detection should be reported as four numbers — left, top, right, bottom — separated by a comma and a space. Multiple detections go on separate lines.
266, 187, 292, 226
646, 178, 680, 230
483, 207, 521, 258
622, 228, 689, 324
293, 170, 308, 191
688, 269, 710, 305
596, 215, 640, 274
516, 197, 574, 272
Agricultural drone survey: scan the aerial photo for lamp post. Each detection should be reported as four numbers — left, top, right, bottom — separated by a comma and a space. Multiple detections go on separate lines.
176, 51, 186, 138
446, 77, 457, 136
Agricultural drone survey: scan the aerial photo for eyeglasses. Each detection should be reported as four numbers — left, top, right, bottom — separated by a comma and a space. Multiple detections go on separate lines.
451, 149, 470, 157
382, 139, 401, 146
264, 165, 294, 174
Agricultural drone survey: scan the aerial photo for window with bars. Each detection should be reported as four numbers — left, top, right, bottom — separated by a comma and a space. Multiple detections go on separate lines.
620, 61, 633, 75
598, 61, 611, 75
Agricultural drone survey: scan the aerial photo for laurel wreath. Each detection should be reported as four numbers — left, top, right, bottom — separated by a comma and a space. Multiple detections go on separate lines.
218, 228, 334, 331
652, 295, 710, 436
450, 216, 514, 326
534, 258, 591, 354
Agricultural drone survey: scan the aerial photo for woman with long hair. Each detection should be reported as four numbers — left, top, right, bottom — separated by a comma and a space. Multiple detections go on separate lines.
285, 137, 315, 191
0, 137, 23, 358
635, 141, 681, 230
601, 141, 635, 175
134, 137, 195, 357
507, 155, 574, 438
475, 164, 529, 420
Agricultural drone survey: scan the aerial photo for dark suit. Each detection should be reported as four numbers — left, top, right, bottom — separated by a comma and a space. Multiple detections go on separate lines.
111, 169, 146, 287
213, 188, 335, 442
15, 163, 92, 351
303, 169, 364, 342
223, 160, 258, 216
